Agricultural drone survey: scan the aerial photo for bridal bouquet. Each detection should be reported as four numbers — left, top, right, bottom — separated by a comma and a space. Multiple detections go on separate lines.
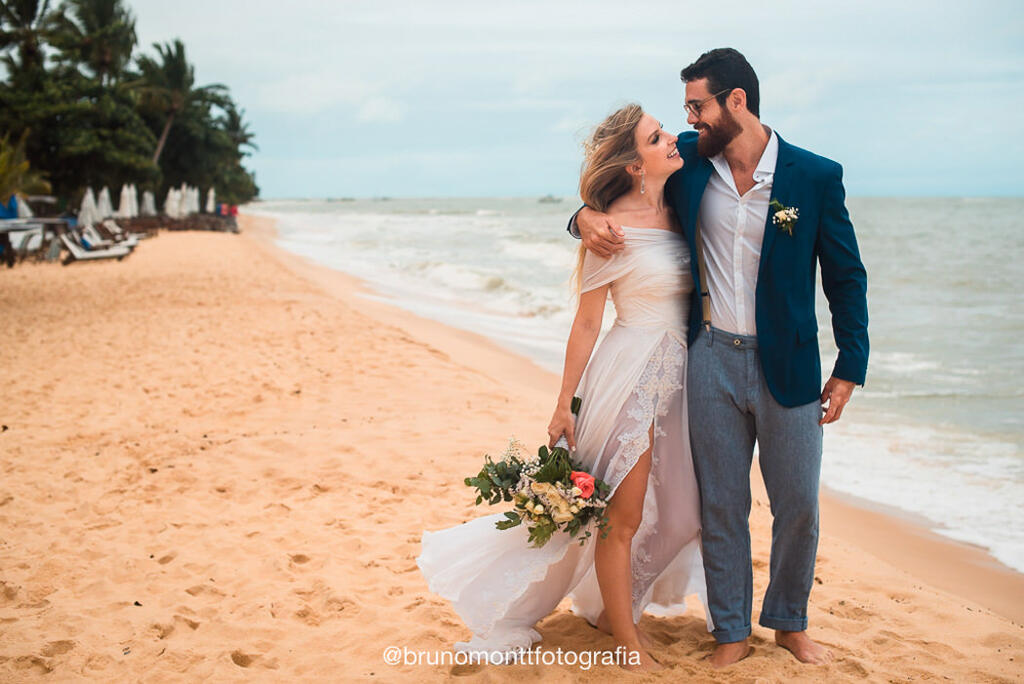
464, 398, 611, 548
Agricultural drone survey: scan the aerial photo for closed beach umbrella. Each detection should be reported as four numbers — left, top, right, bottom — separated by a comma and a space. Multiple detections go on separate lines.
205, 188, 216, 214
141, 190, 156, 216
117, 184, 132, 218
78, 188, 99, 228
129, 184, 139, 217
164, 188, 177, 218
16, 195, 33, 218
97, 187, 114, 219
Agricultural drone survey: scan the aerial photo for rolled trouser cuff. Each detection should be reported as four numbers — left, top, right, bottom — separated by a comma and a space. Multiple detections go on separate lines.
711, 624, 752, 643
758, 613, 809, 632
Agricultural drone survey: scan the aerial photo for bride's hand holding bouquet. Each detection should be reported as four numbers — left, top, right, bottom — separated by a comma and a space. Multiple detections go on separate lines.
464, 397, 611, 549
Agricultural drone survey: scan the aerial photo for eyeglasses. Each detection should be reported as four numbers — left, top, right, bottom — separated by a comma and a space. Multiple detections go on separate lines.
684, 88, 733, 118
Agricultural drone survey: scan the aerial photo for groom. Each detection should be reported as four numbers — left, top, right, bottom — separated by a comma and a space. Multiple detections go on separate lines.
569, 48, 869, 667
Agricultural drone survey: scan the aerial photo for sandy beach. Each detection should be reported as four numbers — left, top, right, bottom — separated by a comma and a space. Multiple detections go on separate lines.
0, 214, 1022, 682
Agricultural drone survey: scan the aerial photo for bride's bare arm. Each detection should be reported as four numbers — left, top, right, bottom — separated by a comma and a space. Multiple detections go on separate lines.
547, 284, 610, 450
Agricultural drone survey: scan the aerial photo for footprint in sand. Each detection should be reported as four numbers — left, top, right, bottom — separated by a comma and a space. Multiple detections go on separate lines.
174, 614, 200, 631
1, 581, 19, 602
230, 650, 256, 667
230, 650, 277, 669
40, 640, 75, 657
150, 622, 175, 640
185, 584, 225, 597
828, 599, 875, 621
13, 655, 53, 674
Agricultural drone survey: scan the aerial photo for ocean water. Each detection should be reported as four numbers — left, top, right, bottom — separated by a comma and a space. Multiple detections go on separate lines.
248, 197, 1024, 572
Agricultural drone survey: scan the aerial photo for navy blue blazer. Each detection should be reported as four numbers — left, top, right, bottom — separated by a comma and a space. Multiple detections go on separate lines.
571, 130, 869, 408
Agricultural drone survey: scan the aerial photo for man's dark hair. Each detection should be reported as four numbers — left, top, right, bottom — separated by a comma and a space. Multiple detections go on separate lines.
680, 48, 760, 118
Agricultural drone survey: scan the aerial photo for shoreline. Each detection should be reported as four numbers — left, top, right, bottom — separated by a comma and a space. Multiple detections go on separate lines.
0, 214, 1020, 681
820, 487, 1024, 625
253, 211, 1024, 626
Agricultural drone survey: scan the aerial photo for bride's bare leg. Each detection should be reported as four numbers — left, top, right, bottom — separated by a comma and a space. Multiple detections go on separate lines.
593, 610, 653, 648
594, 425, 662, 673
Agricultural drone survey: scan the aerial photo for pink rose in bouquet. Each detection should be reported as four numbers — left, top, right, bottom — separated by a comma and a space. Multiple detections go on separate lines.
570, 471, 595, 499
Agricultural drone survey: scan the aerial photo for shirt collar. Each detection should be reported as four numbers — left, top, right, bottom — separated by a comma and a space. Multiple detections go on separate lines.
754, 127, 779, 182
709, 126, 779, 187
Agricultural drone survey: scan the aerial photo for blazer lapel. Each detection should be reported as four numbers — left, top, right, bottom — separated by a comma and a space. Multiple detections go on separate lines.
757, 134, 796, 284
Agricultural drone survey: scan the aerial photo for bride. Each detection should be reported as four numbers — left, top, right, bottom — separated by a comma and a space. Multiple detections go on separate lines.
417, 103, 711, 672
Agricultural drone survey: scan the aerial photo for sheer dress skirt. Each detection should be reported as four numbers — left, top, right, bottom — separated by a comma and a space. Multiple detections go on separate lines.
417, 331, 711, 655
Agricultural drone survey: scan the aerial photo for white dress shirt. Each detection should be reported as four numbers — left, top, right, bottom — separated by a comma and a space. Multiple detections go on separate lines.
697, 128, 779, 336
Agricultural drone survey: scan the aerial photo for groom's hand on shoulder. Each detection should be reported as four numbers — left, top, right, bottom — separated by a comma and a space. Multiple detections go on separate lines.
579, 207, 625, 258
820, 376, 856, 425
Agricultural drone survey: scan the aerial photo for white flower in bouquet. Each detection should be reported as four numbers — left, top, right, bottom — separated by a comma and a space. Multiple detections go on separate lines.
531, 482, 574, 523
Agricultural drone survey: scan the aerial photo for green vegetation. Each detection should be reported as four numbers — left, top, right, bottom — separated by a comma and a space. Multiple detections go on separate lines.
0, 0, 258, 208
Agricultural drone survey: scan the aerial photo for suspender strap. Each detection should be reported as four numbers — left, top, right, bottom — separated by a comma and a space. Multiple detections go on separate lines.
694, 219, 712, 331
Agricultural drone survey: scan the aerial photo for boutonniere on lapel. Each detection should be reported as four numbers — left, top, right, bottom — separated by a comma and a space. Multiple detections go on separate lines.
769, 199, 799, 236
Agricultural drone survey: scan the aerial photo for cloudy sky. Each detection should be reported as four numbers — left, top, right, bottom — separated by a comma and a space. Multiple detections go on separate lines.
130, 0, 1023, 198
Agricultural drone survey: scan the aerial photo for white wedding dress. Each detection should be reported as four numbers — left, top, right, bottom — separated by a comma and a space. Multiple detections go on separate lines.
417, 227, 712, 655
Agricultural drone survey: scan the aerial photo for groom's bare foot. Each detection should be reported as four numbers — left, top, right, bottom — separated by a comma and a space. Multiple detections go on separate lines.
593, 611, 654, 649
775, 630, 833, 664
706, 640, 752, 669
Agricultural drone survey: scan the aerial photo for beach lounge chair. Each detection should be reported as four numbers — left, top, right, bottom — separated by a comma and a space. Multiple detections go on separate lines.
101, 219, 146, 244
93, 221, 139, 248
15, 227, 43, 258
60, 231, 131, 264
82, 224, 119, 249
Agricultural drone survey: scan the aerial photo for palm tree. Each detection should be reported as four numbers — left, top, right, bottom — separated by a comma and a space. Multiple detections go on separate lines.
0, 130, 51, 202
219, 104, 258, 155
134, 38, 228, 165
48, 0, 136, 85
0, 0, 58, 82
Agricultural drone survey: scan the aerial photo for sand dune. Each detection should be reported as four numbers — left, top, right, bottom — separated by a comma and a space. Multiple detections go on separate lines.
0, 215, 1020, 682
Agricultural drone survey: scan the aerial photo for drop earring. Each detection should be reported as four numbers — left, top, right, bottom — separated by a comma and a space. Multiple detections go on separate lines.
640, 169, 646, 194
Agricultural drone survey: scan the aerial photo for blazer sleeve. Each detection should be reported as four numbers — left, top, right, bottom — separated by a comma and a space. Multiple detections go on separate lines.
566, 206, 584, 239
817, 163, 869, 385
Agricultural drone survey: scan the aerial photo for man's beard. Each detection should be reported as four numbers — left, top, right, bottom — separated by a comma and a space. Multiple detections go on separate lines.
696, 106, 742, 157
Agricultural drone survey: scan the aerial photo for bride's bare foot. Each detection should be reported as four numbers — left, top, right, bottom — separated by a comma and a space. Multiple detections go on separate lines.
618, 642, 664, 673
775, 630, 833, 664
593, 610, 654, 649
706, 640, 752, 669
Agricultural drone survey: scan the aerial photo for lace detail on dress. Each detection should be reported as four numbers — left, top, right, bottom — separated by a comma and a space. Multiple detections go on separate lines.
608, 333, 686, 489
604, 332, 687, 613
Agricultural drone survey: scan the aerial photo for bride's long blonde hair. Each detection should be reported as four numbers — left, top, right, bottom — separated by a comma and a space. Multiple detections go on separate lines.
572, 103, 644, 294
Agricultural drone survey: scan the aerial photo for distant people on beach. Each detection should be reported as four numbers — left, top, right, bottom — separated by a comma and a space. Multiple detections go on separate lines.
218, 202, 239, 229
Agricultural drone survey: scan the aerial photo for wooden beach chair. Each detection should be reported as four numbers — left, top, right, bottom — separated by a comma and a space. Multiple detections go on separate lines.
97, 220, 140, 248
102, 218, 149, 242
